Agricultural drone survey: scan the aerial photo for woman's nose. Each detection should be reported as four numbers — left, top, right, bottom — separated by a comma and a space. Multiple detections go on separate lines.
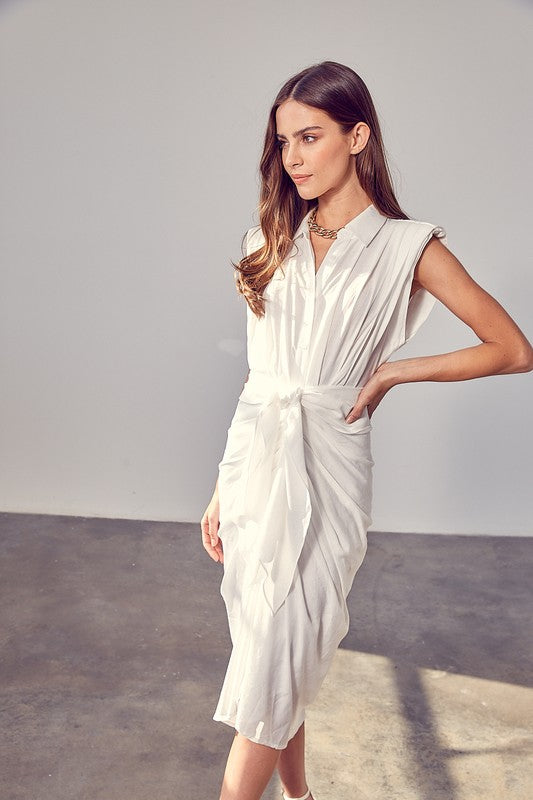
283, 144, 301, 166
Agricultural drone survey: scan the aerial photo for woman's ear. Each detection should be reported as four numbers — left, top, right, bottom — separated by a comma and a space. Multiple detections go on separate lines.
350, 121, 371, 154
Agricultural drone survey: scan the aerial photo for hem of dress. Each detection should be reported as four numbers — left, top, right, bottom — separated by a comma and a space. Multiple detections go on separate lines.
212, 711, 306, 751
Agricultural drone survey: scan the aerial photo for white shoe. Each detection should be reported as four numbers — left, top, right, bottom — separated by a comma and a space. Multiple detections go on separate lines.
281, 789, 311, 800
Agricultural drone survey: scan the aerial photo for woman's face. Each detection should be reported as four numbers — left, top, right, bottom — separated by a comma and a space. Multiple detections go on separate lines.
275, 99, 369, 200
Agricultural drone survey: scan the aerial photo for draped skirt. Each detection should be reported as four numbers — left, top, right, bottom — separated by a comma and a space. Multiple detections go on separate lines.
212, 369, 374, 749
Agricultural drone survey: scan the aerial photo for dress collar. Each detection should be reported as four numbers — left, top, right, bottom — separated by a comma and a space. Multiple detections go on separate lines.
293, 202, 388, 246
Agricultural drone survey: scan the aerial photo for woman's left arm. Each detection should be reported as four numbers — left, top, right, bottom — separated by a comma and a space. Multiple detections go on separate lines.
347, 237, 533, 421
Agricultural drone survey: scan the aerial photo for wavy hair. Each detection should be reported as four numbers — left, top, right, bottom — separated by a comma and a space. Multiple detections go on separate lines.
233, 60, 409, 318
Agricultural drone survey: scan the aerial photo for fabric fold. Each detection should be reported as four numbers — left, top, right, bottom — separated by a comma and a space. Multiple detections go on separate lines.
231, 370, 369, 616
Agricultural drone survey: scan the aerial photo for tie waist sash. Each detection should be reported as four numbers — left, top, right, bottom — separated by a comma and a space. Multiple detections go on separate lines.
219, 369, 370, 616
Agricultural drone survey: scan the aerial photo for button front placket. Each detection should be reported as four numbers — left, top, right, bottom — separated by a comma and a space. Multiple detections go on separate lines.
298, 272, 314, 353
298, 233, 345, 381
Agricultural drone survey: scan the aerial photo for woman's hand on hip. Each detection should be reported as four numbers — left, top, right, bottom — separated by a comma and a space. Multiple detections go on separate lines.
345, 361, 396, 422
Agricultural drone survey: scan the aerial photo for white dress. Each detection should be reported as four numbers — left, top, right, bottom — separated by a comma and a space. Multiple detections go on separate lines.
212, 202, 447, 749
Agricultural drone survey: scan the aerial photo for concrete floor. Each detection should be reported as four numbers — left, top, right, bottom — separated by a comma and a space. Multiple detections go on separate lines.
1, 511, 532, 800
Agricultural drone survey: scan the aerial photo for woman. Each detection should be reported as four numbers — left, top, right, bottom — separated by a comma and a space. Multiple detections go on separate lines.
200, 61, 533, 800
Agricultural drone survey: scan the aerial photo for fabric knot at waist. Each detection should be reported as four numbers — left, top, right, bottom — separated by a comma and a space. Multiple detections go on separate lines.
277, 386, 303, 408
233, 369, 368, 617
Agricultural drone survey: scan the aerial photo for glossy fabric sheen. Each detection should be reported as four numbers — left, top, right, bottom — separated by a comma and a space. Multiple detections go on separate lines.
213, 203, 447, 749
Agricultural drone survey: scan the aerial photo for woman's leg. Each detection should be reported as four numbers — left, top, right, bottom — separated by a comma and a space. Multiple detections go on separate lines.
219, 731, 281, 800
277, 721, 311, 799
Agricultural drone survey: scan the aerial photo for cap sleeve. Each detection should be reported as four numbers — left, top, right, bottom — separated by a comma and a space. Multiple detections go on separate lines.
392, 221, 447, 351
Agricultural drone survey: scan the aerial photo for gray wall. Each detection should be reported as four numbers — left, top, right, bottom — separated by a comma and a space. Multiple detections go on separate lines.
1, 0, 531, 533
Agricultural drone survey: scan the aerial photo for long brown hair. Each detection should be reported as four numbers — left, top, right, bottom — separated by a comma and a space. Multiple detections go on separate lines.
233, 60, 409, 318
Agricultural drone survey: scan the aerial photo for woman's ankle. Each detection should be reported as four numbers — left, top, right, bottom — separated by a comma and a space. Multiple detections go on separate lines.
280, 785, 311, 800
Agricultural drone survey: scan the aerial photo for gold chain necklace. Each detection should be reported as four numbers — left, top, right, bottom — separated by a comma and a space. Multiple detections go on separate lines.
307, 207, 345, 240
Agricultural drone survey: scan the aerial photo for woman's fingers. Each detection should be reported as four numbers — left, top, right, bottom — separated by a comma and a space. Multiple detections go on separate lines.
346, 391, 372, 422
345, 363, 396, 422
213, 539, 224, 563
200, 510, 224, 563
202, 528, 221, 562
346, 390, 383, 422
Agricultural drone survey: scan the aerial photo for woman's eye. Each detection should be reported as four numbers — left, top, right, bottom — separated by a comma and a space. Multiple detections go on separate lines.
277, 135, 316, 148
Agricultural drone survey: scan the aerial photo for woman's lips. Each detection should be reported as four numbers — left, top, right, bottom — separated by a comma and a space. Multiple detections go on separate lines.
293, 175, 312, 183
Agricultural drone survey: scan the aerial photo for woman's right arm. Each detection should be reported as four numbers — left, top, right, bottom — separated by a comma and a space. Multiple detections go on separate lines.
201, 369, 249, 561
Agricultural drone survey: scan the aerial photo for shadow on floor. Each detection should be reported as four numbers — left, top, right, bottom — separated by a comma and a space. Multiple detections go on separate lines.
338, 532, 533, 800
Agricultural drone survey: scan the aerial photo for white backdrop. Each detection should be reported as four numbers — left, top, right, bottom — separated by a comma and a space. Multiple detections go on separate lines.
1, 0, 531, 533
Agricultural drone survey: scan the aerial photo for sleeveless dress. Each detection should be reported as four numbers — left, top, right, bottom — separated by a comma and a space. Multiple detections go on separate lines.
212, 203, 447, 749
